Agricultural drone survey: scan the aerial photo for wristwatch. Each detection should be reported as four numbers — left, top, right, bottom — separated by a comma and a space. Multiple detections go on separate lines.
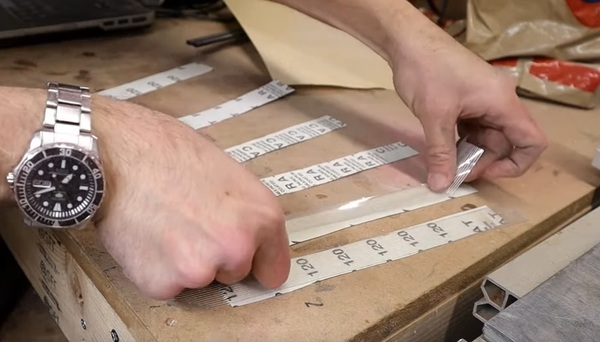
6, 82, 106, 229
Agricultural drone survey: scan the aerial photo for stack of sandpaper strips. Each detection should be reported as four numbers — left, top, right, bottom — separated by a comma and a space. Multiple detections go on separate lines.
469, 206, 600, 341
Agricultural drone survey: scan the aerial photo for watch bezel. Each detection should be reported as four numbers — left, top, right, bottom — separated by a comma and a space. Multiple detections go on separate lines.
12, 142, 105, 229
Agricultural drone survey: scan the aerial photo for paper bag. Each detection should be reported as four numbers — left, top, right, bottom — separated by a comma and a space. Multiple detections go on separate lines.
493, 58, 600, 109
464, 0, 600, 61
221, 0, 467, 90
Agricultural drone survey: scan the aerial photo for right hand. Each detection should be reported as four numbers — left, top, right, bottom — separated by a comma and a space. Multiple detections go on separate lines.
387, 13, 548, 192
92, 99, 290, 300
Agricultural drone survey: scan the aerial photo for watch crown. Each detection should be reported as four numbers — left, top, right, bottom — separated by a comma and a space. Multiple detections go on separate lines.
6, 172, 14, 189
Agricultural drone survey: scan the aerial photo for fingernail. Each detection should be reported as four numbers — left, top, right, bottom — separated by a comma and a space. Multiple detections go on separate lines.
428, 173, 449, 192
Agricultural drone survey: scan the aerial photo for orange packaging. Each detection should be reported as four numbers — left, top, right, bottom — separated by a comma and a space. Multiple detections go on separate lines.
492, 58, 600, 109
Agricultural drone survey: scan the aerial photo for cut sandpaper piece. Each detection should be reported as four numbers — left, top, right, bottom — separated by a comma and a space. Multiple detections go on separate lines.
260, 141, 419, 196
483, 242, 600, 342
225, 115, 346, 163
174, 206, 505, 308
446, 139, 485, 195
178, 80, 294, 129
97, 62, 214, 100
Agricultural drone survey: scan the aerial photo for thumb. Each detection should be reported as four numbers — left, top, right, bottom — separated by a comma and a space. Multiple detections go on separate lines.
421, 117, 457, 192
251, 223, 291, 289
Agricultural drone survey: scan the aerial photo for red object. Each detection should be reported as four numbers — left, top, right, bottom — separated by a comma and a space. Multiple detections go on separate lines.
564, 0, 600, 28
529, 58, 600, 93
491, 58, 519, 67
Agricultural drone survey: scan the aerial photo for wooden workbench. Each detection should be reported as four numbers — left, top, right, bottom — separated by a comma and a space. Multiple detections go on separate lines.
1, 17, 600, 342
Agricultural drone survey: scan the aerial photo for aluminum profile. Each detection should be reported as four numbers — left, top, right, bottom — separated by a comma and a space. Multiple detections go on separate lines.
472, 205, 600, 323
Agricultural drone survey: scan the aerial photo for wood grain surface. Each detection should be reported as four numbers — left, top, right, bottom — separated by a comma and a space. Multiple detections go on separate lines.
0, 17, 599, 342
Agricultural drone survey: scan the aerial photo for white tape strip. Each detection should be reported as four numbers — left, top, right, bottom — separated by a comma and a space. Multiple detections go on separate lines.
286, 184, 477, 245
260, 141, 419, 196
179, 80, 295, 130
225, 115, 346, 163
97, 62, 214, 100
221, 206, 505, 307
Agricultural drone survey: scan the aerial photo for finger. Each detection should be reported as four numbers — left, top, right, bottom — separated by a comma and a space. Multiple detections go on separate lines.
178, 264, 218, 290
483, 143, 545, 178
251, 224, 291, 289
484, 102, 548, 178
215, 268, 252, 285
458, 125, 513, 182
465, 144, 509, 182
214, 242, 254, 285
123, 261, 186, 300
420, 114, 458, 192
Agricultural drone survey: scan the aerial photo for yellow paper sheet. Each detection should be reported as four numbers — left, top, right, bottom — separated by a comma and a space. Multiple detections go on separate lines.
222, 0, 395, 90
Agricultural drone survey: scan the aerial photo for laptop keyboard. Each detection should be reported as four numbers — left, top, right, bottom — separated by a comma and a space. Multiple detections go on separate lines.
2, 0, 143, 23
5, 0, 54, 22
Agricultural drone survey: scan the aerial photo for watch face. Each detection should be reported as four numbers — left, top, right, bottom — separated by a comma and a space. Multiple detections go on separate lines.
13, 146, 104, 228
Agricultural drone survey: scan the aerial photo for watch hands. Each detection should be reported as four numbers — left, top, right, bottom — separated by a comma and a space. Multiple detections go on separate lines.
61, 174, 74, 184
34, 187, 56, 195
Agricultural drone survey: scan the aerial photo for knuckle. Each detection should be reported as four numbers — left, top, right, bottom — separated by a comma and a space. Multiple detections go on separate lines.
213, 234, 255, 285
499, 74, 517, 90
145, 283, 183, 301
427, 145, 454, 166
256, 200, 286, 232
172, 247, 216, 288
421, 103, 457, 124
178, 264, 215, 288
265, 206, 286, 229
492, 68, 518, 90
539, 133, 550, 150
512, 166, 526, 177
222, 241, 255, 272
126, 270, 183, 300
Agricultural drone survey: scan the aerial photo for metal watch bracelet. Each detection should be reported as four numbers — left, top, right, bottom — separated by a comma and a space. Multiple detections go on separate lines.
41, 82, 95, 149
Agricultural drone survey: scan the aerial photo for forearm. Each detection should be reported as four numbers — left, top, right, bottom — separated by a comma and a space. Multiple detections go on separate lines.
0, 87, 46, 204
268, 0, 454, 66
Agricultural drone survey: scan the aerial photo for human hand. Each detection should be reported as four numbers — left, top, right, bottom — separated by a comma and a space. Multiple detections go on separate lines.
390, 30, 548, 192
92, 99, 290, 300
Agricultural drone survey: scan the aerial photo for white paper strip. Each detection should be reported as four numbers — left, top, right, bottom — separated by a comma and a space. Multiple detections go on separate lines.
225, 115, 346, 163
178, 80, 295, 130
221, 206, 505, 307
260, 141, 419, 196
97, 62, 214, 100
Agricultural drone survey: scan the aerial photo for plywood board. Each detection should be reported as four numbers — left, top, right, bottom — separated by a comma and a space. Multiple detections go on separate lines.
0, 18, 599, 341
